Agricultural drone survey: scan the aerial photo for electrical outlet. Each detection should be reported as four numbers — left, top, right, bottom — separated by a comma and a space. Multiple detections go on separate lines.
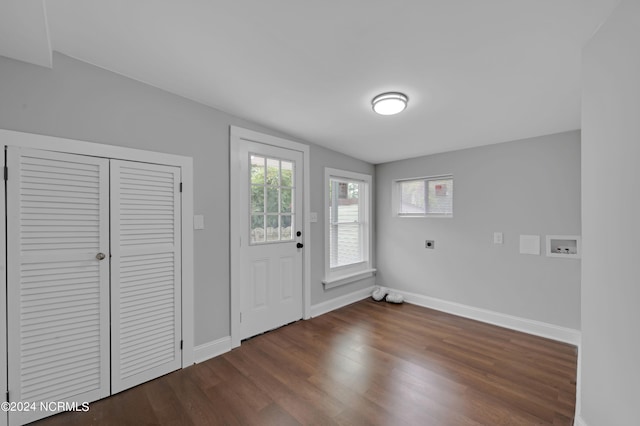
425, 240, 435, 249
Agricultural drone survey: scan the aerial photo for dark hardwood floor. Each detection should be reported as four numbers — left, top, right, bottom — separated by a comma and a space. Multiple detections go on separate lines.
35, 299, 577, 425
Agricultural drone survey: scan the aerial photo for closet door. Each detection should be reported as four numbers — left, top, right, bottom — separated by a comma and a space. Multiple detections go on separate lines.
7, 147, 110, 425
110, 160, 182, 393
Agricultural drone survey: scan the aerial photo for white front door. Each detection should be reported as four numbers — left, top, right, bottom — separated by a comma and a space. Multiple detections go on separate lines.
237, 140, 304, 340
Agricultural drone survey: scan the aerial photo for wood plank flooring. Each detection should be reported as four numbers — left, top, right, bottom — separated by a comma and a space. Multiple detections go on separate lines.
35, 299, 577, 425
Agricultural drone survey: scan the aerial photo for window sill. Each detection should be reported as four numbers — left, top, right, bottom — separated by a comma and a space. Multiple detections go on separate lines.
322, 268, 376, 289
396, 214, 453, 219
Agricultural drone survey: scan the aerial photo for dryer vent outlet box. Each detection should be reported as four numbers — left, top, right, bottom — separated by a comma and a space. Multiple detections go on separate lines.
425, 240, 435, 249
546, 235, 581, 259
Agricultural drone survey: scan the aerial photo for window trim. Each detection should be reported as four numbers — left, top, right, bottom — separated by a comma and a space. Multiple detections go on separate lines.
393, 174, 454, 218
322, 168, 375, 288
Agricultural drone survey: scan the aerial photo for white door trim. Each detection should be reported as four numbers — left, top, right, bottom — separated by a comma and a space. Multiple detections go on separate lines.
230, 126, 311, 348
0, 149, 6, 426
0, 128, 195, 366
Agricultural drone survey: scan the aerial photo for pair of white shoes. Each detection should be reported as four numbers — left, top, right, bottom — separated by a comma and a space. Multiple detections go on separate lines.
372, 286, 404, 304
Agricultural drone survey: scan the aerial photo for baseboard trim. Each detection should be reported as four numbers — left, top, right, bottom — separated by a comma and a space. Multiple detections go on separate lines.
310, 286, 375, 318
196, 288, 375, 361
194, 336, 232, 363
574, 414, 588, 426
388, 288, 581, 346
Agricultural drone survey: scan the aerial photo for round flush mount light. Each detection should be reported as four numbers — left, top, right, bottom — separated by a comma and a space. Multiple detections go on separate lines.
372, 92, 408, 115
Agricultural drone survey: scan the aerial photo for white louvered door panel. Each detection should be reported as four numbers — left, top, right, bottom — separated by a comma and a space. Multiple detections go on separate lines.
110, 160, 182, 393
1, 151, 7, 426
6, 147, 110, 426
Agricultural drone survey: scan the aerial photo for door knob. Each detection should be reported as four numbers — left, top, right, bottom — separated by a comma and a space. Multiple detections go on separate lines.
96, 252, 106, 260
296, 243, 304, 249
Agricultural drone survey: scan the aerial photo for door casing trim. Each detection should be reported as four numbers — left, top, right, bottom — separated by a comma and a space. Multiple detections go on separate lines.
229, 126, 311, 348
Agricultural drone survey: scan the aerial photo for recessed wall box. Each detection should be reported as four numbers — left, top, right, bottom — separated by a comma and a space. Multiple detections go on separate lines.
546, 235, 581, 259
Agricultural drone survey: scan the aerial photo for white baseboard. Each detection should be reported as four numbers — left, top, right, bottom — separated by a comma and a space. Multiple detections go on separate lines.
198, 288, 373, 360
574, 414, 588, 426
310, 286, 375, 318
194, 336, 232, 363
388, 288, 581, 346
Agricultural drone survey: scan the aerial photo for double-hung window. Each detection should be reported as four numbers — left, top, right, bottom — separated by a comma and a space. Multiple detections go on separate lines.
395, 175, 453, 217
323, 168, 375, 288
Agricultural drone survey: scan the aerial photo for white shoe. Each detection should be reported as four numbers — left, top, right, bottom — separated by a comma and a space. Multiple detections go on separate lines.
385, 292, 404, 304
371, 286, 388, 301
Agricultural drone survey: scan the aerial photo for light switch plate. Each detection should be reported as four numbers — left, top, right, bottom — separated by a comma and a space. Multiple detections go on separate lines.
193, 215, 205, 230
310, 212, 318, 223
493, 232, 503, 244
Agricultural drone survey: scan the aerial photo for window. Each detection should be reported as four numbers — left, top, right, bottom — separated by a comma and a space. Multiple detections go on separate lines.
249, 154, 295, 244
396, 175, 453, 217
323, 168, 375, 288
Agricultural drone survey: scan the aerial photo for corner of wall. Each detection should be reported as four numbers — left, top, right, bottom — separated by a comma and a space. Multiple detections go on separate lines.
574, 414, 589, 426
310, 286, 375, 318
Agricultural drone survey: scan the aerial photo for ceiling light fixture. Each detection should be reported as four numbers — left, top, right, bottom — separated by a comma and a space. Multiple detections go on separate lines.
372, 92, 408, 115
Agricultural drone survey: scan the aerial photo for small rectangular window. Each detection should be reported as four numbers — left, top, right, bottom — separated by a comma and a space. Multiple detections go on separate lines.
397, 175, 453, 217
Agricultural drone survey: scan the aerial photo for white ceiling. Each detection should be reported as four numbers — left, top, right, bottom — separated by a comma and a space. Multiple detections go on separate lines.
1, 1, 618, 164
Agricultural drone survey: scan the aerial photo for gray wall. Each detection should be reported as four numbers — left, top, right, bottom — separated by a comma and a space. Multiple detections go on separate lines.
0, 53, 374, 346
375, 131, 581, 329
580, 0, 640, 424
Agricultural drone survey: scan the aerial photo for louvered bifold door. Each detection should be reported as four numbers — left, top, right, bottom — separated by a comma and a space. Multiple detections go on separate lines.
6, 147, 110, 426
110, 160, 182, 393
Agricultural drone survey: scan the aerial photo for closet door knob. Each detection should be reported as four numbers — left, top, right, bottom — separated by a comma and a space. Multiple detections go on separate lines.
96, 253, 106, 260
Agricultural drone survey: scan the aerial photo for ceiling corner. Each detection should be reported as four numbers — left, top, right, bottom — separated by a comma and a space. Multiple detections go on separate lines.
0, 0, 53, 68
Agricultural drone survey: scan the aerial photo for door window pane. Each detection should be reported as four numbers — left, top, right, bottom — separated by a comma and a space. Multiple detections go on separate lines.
281, 161, 293, 187
280, 188, 292, 213
251, 185, 264, 213
281, 215, 293, 240
249, 154, 297, 244
266, 188, 279, 213
266, 158, 280, 186
251, 155, 265, 185
251, 215, 265, 243
266, 215, 279, 241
